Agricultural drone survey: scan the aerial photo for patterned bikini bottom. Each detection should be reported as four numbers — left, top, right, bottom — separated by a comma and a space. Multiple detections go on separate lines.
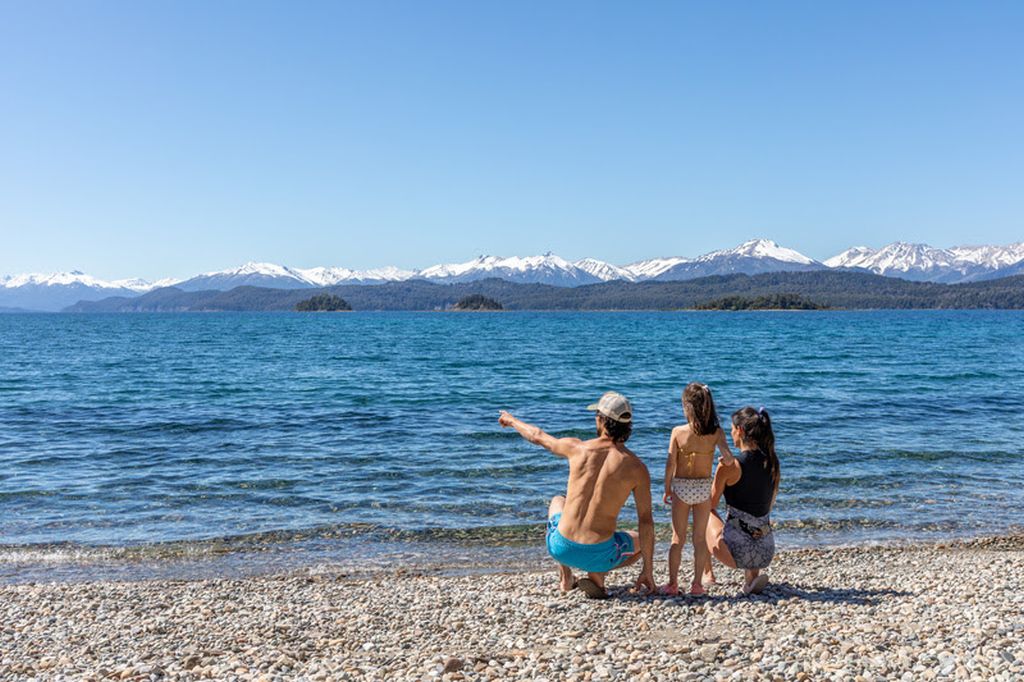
671, 477, 712, 505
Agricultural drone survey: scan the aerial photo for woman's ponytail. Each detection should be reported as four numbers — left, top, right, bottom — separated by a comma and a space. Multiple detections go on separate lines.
733, 406, 780, 488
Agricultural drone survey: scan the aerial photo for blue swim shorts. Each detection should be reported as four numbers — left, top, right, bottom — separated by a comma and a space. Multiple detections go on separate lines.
545, 513, 635, 574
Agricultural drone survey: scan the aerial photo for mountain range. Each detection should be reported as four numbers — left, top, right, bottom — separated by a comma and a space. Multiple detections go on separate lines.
4, 238, 1024, 311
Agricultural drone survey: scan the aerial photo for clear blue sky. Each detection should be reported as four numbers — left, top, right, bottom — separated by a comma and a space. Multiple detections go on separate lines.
1, 1, 1022, 280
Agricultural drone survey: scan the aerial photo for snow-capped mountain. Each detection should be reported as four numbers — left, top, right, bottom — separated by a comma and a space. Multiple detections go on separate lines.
0, 271, 156, 312
948, 242, 1024, 270
174, 262, 315, 291
573, 258, 638, 283
417, 253, 603, 286
296, 265, 415, 287
823, 242, 1024, 283
174, 262, 417, 291
823, 247, 875, 269
622, 256, 693, 280
649, 239, 823, 281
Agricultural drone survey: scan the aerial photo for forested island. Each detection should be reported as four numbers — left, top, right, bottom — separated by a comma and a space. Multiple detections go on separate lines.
295, 294, 352, 312
451, 294, 503, 311
65, 270, 1024, 313
695, 294, 828, 310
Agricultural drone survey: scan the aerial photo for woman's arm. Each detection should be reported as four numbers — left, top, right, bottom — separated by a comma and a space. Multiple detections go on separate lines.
709, 458, 741, 509
663, 430, 678, 504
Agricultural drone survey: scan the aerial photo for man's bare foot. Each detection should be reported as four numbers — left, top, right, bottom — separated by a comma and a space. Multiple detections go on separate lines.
659, 583, 679, 596
689, 581, 706, 596
559, 567, 576, 592
702, 570, 716, 586
578, 577, 610, 600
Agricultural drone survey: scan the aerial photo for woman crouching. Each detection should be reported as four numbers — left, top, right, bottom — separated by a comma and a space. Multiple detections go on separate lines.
705, 406, 781, 595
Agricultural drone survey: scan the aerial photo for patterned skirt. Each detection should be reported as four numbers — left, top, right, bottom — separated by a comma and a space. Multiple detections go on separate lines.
723, 505, 775, 569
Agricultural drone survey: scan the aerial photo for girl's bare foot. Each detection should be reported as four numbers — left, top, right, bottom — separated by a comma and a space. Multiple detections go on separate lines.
689, 581, 705, 596
659, 583, 679, 596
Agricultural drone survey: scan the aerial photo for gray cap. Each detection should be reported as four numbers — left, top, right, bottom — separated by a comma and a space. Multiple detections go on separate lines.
586, 391, 633, 423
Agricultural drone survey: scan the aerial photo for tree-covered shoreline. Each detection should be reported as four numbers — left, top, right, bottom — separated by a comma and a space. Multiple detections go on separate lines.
64, 271, 1024, 313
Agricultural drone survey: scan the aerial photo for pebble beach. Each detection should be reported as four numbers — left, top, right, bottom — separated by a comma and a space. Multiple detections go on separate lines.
2, 535, 1023, 681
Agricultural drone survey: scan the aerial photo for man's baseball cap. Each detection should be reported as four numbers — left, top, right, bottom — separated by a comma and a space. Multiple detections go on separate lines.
586, 391, 633, 423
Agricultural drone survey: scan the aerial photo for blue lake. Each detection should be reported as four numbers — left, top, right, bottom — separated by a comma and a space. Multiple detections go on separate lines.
1, 311, 1022, 575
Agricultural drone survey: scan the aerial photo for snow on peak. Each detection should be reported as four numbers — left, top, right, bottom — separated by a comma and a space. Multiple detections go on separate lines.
110, 278, 169, 292
418, 253, 578, 279
821, 241, 1024, 281
623, 257, 692, 280
859, 242, 960, 273
1, 270, 137, 290
574, 258, 637, 282
296, 265, 414, 286
415, 253, 603, 285
205, 261, 304, 279
705, 238, 817, 265
417, 255, 501, 279
824, 246, 877, 269
948, 242, 1024, 269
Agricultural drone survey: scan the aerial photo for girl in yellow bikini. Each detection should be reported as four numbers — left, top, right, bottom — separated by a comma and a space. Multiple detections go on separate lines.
661, 383, 735, 595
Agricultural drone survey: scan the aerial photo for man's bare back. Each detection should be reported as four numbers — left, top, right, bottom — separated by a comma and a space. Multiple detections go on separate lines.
557, 437, 647, 544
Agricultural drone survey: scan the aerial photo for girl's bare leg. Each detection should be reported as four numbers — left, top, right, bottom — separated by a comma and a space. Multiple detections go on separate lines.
664, 500, 690, 595
691, 499, 712, 593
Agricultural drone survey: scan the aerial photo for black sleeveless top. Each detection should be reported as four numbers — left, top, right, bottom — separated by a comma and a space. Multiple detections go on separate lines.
723, 449, 775, 517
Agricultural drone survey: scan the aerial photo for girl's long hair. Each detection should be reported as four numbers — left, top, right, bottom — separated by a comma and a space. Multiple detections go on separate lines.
683, 382, 720, 436
731, 406, 781, 489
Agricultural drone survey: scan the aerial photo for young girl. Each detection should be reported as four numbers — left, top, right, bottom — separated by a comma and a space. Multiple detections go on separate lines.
704, 406, 782, 595
662, 383, 735, 596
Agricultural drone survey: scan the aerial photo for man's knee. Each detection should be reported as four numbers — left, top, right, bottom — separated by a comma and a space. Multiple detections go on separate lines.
548, 495, 566, 517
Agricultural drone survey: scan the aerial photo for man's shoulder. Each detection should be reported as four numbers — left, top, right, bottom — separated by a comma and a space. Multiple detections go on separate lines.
615, 445, 649, 474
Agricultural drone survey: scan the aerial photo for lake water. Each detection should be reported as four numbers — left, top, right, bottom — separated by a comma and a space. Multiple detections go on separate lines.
1, 311, 1022, 580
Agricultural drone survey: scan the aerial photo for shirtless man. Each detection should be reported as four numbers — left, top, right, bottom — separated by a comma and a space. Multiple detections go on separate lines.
498, 391, 656, 599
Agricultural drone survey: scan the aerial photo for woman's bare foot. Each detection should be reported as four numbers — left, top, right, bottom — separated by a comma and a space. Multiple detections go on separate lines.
689, 581, 706, 596
659, 583, 679, 596
743, 574, 769, 595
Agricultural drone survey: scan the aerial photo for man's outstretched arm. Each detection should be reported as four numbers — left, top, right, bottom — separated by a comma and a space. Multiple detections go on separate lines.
633, 466, 656, 592
498, 411, 581, 458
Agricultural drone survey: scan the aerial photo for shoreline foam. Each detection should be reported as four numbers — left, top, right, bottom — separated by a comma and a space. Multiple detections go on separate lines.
4, 524, 1023, 586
